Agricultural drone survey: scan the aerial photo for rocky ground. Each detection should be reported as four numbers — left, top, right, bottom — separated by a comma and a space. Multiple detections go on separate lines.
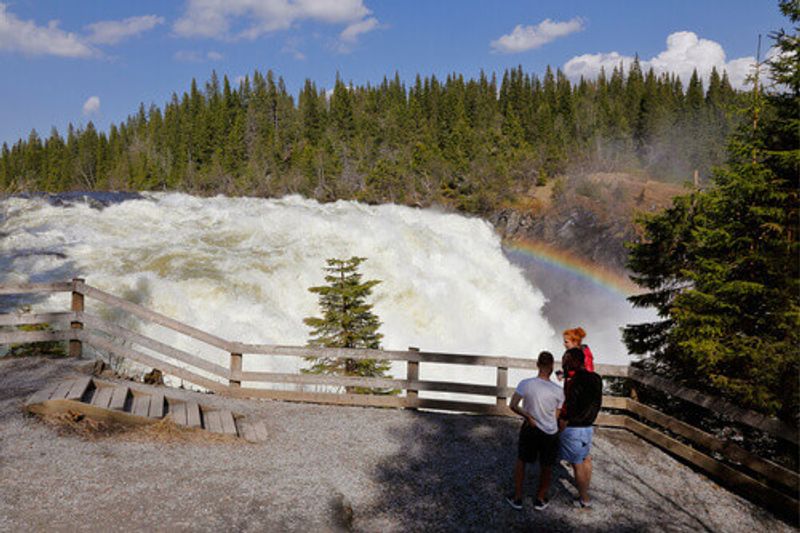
0, 356, 792, 532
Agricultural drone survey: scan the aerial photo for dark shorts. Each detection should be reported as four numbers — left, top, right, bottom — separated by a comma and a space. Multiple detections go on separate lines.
517, 423, 559, 466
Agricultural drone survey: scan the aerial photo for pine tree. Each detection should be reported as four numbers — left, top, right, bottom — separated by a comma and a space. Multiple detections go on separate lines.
624, 11, 800, 422
303, 257, 391, 393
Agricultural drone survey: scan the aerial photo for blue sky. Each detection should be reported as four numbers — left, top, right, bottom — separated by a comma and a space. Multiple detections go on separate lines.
0, 1, 786, 146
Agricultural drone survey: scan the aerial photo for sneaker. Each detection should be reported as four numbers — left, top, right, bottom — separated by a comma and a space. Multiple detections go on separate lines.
573, 498, 592, 509
533, 498, 550, 511
505, 496, 523, 510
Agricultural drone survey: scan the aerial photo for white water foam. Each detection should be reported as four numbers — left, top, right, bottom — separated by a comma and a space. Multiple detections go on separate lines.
1, 193, 560, 399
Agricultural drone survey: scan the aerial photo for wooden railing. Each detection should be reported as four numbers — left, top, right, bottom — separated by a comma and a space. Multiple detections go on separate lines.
0, 279, 797, 518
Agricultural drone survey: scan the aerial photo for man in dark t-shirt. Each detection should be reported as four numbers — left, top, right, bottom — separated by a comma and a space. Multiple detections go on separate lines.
558, 347, 603, 508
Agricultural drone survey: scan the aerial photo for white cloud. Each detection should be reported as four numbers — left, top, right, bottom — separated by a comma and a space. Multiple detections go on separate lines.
0, 3, 96, 57
82, 96, 100, 115
174, 49, 224, 62
491, 17, 584, 54
85, 15, 164, 45
340, 16, 378, 43
174, 0, 377, 42
563, 31, 757, 89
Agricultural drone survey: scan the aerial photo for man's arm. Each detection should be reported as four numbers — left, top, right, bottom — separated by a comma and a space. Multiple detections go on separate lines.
509, 392, 536, 427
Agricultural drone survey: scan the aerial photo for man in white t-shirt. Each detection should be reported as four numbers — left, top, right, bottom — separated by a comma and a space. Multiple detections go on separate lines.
505, 351, 565, 511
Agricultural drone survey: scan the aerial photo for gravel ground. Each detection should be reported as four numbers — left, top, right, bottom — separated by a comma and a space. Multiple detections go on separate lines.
0, 356, 793, 532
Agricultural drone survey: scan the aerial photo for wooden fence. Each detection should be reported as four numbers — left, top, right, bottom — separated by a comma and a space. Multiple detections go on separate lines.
1, 279, 797, 518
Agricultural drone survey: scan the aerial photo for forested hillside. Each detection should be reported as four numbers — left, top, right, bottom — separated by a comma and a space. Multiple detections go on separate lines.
1, 62, 743, 214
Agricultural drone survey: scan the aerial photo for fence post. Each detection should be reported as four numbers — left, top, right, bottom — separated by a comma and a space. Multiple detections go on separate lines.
406, 347, 420, 409
496, 366, 508, 410
69, 278, 85, 357
229, 352, 242, 388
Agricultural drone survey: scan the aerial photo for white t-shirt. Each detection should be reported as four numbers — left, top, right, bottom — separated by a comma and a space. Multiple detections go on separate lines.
515, 376, 565, 435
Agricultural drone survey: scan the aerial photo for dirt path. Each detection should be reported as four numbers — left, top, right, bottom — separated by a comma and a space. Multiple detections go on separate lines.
0, 357, 792, 532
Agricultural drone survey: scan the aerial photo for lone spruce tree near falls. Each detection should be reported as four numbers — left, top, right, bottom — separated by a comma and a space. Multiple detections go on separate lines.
303, 257, 392, 393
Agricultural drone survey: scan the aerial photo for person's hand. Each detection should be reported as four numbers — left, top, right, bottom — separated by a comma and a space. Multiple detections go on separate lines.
558, 418, 567, 432
555, 370, 564, 382
525, 415, 536, 428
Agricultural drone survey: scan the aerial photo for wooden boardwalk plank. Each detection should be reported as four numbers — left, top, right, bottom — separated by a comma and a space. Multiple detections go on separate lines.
109, 387, 130, 411
237, 421, 258, 442
204, 410, 222, 433
132, 395, 151, 418
91, 386, 114, 409
218, 410, 237, 435
148, 393, 164, 419
186, 401, 201, 428
65, 376, 93, 402
170, 402, 187, 426
50, 379, 77, 400
26, 383, 59, 406
253, 422, 268, 441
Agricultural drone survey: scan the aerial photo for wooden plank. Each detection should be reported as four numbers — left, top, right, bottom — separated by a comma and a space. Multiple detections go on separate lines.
227, 387, 405, 408
253, 421, 268, 442
81, 313, 231, 379
25, 382, 60, 406
132, 395, 151, 418
148, 393, 165, 419
65, 376, 93, 402
170, 402, 187, 426
50, 379, 77, 400
234, 370, 501, 396
218, 410, 237, 435
26, 398, 160, 428
602, 396, 629, 410
627, 400, 799, 491
0, 312, 74, 327
204, 410, 222, 433
109, 387, 130, 411
628, 368, 797, 444
0, 329, 75, 345
185, 401, 201, 428
78, 283, 234, 352
91, 386, 114, 409
0, 282, 73, 295
595, 413, 628, 428
624, 418, 798, 518
82, 332, 227, 393
237, 421, 258, 442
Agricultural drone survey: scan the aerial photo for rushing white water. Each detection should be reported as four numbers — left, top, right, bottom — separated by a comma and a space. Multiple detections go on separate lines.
1, 193, 562, 399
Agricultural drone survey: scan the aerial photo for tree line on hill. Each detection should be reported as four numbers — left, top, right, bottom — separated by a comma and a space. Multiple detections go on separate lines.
1, 61, 743, 214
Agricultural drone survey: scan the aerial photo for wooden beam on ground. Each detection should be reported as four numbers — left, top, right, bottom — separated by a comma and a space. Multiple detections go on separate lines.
148, 393, 165, 419
624, 417, 799, 518
25, 398, 161, 428
628, 368, 798, 444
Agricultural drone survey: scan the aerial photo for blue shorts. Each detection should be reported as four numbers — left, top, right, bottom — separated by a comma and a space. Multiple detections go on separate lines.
559, 426, 593, 464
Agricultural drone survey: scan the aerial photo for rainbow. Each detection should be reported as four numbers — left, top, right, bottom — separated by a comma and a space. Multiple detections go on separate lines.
504, 238, 640, 297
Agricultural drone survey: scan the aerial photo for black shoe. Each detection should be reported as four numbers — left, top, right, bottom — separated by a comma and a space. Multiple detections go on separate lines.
505, 495, 523, 510
533, 498, 550, 511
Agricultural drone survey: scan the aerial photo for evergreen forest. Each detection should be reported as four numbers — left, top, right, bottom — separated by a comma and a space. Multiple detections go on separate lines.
1, 61, 744, 214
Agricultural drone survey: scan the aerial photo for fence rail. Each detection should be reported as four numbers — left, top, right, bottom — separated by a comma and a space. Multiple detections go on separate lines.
0, 279, 797, 518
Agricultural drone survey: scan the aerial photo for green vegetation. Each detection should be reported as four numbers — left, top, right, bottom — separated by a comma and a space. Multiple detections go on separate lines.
624, 3, 799, 423
1, 63, 742, 214
303, 257, 392, 393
